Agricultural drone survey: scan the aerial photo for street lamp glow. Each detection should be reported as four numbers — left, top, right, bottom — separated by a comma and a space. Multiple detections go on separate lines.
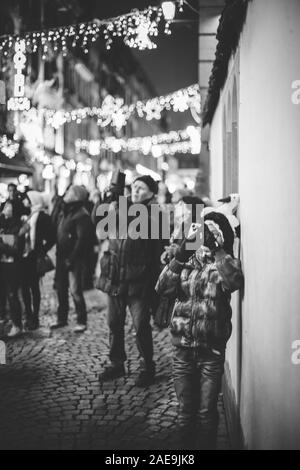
161, 2, 176, 21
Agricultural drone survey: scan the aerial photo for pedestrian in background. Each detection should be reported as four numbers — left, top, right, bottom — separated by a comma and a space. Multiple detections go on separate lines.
20, 191, 56, 330
51, 185, 95, 333
98, 174, 163, 387
0, 183, 26, 216
0, 200, 24, 338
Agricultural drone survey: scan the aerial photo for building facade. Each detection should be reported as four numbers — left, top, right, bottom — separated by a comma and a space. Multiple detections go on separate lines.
198, 0, 225, 197
203, 0, 300, 450
0, 0, 164, 199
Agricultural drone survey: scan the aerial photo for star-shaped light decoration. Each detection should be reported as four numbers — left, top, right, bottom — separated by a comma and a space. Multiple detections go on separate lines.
142, 100, 162, 121
126, 17, 158, 50
172, 91, 189, 113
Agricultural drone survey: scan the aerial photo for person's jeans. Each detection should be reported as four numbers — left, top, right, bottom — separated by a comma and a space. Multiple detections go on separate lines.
21, 253, 41, 325
0, 262, 22, 328
107, 294, 154, 369
56, 257, 87, 325
172, 346, 225, 450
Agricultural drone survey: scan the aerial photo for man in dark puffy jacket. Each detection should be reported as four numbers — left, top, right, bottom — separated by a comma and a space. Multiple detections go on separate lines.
51, 185, 95, 333
98, 175, 163, 387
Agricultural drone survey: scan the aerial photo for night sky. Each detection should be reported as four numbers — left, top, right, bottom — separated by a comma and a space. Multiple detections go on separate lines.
87, 0, 199, 94
0, 0, 199, 130
80, 0, 199, 129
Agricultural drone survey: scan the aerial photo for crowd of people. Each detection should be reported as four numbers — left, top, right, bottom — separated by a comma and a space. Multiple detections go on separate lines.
0, 173, 244, 449
0, 182, 96, 337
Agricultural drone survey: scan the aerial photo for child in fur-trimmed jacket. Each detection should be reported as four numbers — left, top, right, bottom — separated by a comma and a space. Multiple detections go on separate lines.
155, 211, 243, 450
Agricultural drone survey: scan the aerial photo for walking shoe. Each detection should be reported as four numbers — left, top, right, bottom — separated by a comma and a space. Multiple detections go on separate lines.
25, 319, 40, 331
7, 326, 22, 338
50, 322, 68, 330
99, 364, 125, 382
73, 324, 87, 333
135, 367, 155, 388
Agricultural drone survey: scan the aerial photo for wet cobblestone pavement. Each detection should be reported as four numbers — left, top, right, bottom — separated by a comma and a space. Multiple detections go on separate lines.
0, 273, 230, 450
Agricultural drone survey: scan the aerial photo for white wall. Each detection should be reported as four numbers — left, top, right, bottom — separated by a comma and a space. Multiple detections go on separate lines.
209, 101, 223, 202
210, 0, 300, 449
239, 0, 300, 449
209, 53, 242, 445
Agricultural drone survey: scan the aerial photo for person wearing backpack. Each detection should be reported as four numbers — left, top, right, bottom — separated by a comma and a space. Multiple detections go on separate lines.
51, 185, 95, 333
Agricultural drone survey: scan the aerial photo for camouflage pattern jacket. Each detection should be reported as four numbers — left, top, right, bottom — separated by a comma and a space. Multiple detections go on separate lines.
155, 251, 243, 352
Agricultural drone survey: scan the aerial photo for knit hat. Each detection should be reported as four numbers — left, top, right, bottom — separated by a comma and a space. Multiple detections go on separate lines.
64, 185, 89, 204
204, 211, 234, 256
133, 175, 158, 194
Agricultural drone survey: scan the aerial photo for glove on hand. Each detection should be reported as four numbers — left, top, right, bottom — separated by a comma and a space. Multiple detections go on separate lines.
175, 237, 193, 263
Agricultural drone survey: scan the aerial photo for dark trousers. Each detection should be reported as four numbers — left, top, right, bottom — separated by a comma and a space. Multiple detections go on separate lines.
81, 248, 97, 291
21, 253, 41, 325
0, 279, 6, 320
172, 346, 225, 450
56, 257, 87, 325
0, 262, 22, 328
107, 294, 154, 369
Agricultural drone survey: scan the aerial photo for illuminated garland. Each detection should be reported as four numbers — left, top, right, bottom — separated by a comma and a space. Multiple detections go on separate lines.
43, 84, 201, 130
202, 0, 249, 125
75, 126, 201, 158
29, 149, 92, 174
0, 2, 183, 58
0, 135, 20, 159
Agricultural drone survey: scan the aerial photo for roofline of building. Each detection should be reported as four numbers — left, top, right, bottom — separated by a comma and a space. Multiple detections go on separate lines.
202, 0, 250, 127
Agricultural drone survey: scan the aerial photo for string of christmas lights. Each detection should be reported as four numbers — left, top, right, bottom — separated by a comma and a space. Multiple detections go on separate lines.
42, 84, 201, 130
0, 2, 184, 58
0, 135, 20, 159
75, 126, 201, 158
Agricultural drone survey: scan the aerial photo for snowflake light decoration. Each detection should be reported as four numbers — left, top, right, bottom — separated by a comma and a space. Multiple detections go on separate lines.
42, 84, 201, 130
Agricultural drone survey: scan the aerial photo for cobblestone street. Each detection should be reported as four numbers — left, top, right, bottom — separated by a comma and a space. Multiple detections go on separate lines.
0, 272, 230, 450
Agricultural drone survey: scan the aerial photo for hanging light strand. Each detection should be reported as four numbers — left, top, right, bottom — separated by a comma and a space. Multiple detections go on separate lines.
42, 84, 201, 130
75, 126, 201, 158
0, 2, 183, 57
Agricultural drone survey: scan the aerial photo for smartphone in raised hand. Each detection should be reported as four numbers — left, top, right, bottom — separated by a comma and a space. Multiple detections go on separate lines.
187, 222, 202, 240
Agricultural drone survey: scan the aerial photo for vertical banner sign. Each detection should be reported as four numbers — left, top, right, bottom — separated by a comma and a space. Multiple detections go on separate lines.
7, 40, 30, 111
